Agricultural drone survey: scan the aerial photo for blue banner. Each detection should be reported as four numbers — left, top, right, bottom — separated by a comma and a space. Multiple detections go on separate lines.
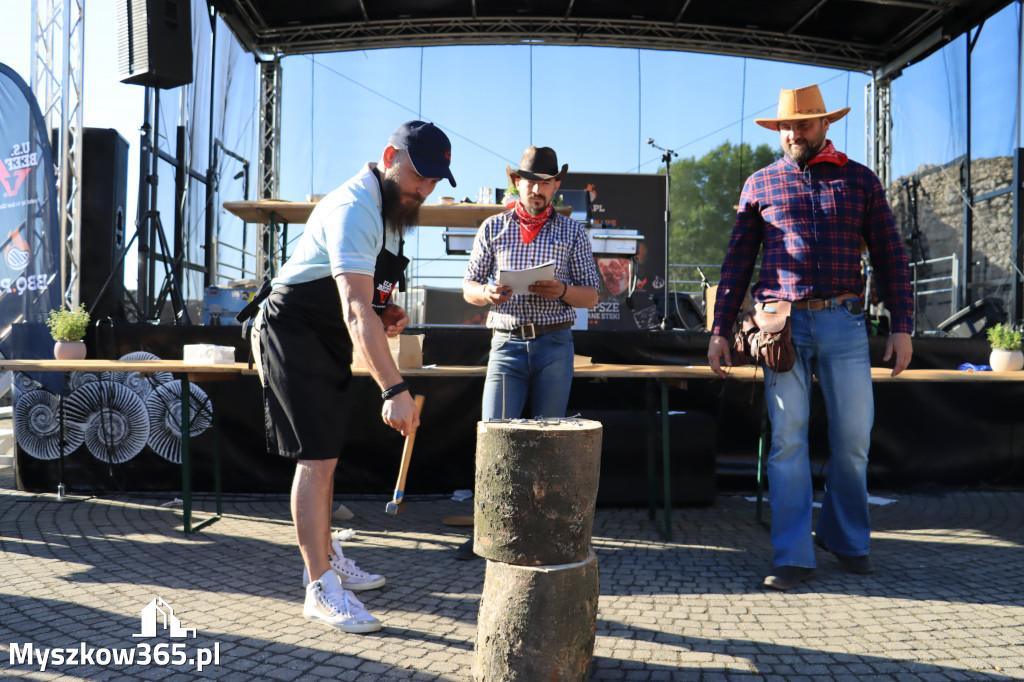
0, 62, 60, 358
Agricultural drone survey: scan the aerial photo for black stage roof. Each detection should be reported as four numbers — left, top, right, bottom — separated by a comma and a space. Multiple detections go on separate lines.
210, 0, 1012, 76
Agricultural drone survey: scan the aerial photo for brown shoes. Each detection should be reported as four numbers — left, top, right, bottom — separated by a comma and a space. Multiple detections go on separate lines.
814, 534, 874, 574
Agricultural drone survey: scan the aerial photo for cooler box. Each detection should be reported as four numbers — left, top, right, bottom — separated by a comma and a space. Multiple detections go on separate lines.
203, 286, 258, 326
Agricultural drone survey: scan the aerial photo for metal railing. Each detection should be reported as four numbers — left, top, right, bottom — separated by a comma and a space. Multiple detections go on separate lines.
669, 263, 725, 296
403, 259, 733, 294
214, 240, 258, 282
910, 253, 958, 331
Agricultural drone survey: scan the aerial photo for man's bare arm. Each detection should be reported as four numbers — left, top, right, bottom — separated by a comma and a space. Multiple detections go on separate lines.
336, 273, 419, 435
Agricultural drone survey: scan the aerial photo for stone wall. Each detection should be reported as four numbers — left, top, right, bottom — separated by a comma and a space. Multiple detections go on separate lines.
888, 155, 1015, 332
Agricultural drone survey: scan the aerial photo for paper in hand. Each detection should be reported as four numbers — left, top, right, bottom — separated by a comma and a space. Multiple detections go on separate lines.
496, 260, 556, 296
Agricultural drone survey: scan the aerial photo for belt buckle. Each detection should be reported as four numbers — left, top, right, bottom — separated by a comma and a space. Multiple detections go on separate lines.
520, 323, 536, 340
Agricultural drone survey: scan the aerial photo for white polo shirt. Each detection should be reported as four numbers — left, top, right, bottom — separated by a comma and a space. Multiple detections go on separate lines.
273, 163, 402, 286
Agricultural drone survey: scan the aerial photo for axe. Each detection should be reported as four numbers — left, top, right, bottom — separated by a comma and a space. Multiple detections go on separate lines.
385, 394, 425, 515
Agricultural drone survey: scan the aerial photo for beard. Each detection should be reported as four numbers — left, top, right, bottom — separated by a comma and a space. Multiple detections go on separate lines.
522, 193, 550, 217
784, 133, 827, 166
380, 170, 423, 235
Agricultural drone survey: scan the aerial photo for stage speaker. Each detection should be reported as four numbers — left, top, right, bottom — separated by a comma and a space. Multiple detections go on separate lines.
661, 292, 705, 330
936, 297, 1006, 338
79, 128, 129, 322
116, 0, 193, 89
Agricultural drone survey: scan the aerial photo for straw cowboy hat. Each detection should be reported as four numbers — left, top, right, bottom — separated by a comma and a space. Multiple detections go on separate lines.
506, 146, 568, 182
754, 84, 850, 131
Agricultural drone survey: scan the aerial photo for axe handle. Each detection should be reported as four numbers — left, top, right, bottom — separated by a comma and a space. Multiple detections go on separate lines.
392, 394, 425, 501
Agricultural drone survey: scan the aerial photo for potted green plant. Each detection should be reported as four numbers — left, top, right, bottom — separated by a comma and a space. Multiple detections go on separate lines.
502, 178, 520, 207
986, 323, 1023, 371
46, 304, 90, 360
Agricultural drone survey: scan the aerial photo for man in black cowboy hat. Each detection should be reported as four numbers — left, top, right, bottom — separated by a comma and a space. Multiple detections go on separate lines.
464, 145, 600, 420
457, 146, 600, 557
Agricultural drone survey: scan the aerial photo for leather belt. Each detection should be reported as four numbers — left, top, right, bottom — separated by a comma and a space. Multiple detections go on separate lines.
494, 321, 573, 340
792, 293, 859, 311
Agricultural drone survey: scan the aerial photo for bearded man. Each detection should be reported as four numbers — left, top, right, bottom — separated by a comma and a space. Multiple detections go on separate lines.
453, 147, 600, 561
250, 121, 455, 631
707, 85, 913, 591
464, 145, 600, 423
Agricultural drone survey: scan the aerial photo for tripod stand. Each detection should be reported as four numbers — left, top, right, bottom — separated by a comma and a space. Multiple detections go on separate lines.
88, 209, 191, 325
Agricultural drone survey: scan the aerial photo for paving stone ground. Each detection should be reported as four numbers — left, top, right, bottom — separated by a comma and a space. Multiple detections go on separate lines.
1, 459, 1022, 681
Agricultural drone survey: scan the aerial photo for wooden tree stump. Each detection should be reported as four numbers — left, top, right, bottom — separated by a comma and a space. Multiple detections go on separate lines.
474, 419, 602, 566
474, 550, 599, 682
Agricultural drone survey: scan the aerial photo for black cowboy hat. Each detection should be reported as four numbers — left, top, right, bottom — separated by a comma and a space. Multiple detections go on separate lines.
506, 146, 568, 182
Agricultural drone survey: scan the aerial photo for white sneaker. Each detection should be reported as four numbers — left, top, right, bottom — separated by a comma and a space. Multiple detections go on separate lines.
303, 570, 382, 633
301, 539, 387, 591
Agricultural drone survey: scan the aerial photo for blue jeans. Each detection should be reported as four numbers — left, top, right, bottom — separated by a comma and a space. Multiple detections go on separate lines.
763, 305, 874, 568
481, 328, 575, 420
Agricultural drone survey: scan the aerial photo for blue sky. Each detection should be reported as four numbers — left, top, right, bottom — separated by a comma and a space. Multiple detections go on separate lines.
0, 1, 1020, 291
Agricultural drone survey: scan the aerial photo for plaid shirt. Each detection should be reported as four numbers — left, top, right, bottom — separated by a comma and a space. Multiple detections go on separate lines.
713, 153, 913, 336
464, 209, 600, 329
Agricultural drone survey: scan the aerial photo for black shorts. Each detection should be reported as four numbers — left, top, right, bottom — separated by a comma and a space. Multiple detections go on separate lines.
255, 277, 355, 460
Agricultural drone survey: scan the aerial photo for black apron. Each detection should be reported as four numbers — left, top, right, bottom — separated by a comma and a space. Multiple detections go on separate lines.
255, 223, 408, 459
371, 236, 409, 314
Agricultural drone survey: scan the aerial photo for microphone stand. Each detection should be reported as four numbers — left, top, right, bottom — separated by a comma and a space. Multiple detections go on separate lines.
648, 139, 678, 330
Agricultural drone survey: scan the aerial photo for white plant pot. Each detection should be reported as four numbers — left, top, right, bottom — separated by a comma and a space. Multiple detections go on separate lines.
54, 340, 87, 361
989, 349, 1024, 372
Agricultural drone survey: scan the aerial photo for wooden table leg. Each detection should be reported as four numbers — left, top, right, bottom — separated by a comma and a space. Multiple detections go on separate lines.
755, 391, 769, 525
660, 379, 672, 541
181, 376, 193, 533
181, 375, 221, 534
646, 380, 657, 523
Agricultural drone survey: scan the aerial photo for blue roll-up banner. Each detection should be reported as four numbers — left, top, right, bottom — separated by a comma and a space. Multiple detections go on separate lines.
0, 62, 61, 360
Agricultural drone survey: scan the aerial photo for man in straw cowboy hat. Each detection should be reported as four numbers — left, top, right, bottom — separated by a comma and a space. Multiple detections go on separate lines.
458, 146, 600, 559
708, 84, 913, 590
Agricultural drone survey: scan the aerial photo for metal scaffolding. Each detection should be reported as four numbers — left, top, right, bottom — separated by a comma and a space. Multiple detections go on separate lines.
864, 77, 893, 191
256, 56, 281, 282
31, 0, 84, 309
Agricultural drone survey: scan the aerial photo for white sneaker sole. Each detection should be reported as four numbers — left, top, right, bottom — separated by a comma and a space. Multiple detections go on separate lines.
302, 569, 386, 591
343, 575, 386, 591
304, 610, 382, 634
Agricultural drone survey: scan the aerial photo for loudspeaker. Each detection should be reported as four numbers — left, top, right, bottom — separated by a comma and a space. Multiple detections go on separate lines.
660, 292, 705, 330
116, 0, 193, 89
79, 128, 129, 322
936, 297, 1007, 338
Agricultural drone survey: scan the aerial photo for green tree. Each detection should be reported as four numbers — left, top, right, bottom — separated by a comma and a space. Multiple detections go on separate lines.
663, 141, 778, 288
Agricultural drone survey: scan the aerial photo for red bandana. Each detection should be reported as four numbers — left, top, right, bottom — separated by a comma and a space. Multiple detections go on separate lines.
515, 201, 554, 244
807, 140, 848, 167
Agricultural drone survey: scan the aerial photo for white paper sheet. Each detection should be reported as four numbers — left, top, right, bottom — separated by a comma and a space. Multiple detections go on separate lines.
496, 260, 556, 295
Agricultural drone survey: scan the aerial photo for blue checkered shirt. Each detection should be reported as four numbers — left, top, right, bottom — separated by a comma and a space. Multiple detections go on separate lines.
464, 209, 600, 330
713, 154, 913, 335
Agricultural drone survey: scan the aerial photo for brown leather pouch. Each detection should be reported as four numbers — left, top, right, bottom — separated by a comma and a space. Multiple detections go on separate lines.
733, 300, 795, 373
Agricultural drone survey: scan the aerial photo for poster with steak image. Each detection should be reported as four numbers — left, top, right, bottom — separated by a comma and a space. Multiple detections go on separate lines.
558, 173, 666, 330
597, 257, 630, 296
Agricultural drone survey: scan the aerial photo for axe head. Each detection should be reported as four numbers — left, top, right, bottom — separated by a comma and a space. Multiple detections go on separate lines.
385, 499, 406, 515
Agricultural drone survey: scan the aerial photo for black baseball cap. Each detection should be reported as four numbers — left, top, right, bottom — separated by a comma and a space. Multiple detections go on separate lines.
388, 121, 456, 187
